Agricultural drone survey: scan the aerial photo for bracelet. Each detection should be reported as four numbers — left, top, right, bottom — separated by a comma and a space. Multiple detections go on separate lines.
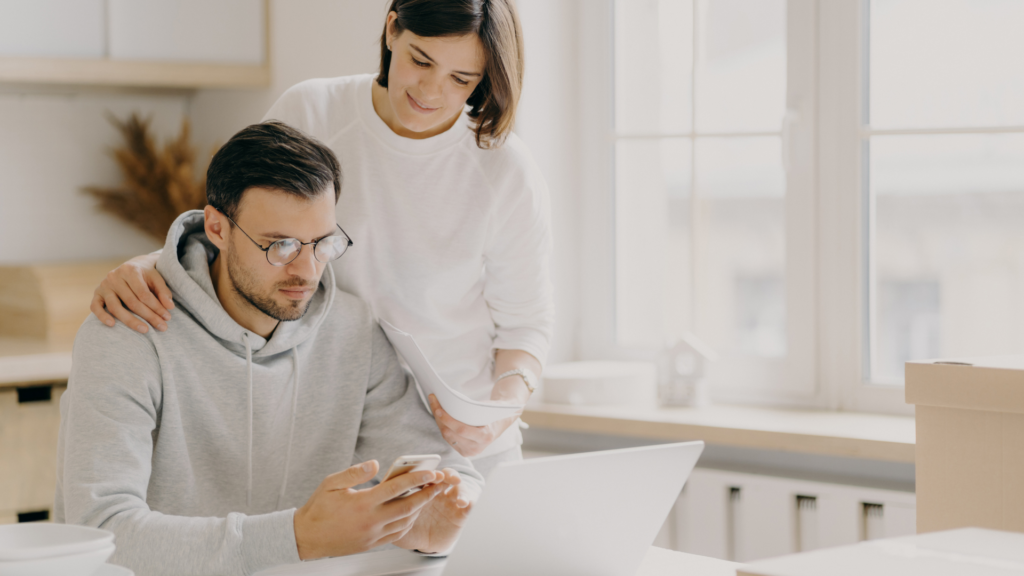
494, 368, 537, 394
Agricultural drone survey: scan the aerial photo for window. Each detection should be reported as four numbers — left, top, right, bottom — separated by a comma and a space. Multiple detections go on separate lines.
609, 0, 816, 401
578, 0, 1024, 412
865, 0, 1024, 385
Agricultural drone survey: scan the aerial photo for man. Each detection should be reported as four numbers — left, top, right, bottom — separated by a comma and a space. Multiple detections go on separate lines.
55, 121, 482, 576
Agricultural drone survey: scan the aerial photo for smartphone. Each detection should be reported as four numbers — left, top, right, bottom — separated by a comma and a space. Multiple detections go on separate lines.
382, 454, 442, 499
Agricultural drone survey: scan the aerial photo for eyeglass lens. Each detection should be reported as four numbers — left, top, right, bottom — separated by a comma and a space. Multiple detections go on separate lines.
267, 234, 349, 266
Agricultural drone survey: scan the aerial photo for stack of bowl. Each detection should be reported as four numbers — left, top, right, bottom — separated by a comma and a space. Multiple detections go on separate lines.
0, 523, 129, 576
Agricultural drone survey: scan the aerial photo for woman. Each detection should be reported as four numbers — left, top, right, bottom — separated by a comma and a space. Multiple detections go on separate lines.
90, 0, 552, 477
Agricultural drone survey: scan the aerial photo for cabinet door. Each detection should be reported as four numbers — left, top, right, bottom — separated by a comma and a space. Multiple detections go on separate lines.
0, 385, 66, 523
0, 0, 105, 58
107, 0, 265, 65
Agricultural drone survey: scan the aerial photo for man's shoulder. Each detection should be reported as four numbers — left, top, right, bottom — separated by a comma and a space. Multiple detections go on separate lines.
319, 286, 375, 334
75, 313, 159, 352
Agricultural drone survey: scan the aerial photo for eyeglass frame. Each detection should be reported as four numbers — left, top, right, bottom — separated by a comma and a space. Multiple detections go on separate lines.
219, 211, 353, 267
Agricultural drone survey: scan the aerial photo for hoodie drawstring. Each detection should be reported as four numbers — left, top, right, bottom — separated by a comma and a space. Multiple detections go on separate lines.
241, 332, 302, 511
277, 348, 301, 509
242, 332, 254, 509
240, 265, 332, 511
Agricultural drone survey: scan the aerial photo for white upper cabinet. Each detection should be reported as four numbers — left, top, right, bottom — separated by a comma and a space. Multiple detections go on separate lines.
0, 0, 106, 58
107, 0, 265, 65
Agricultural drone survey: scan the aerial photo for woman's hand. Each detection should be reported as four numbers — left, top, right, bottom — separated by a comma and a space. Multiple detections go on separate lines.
427, 349, 540, 457
90, 253, 174, 334
427, 386, 525, 458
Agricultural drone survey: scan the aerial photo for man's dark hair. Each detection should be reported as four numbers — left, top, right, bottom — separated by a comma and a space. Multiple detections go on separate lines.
206, 121, 341, 220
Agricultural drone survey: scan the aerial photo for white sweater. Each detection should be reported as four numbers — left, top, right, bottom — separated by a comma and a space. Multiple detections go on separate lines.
263, 74, 554, 456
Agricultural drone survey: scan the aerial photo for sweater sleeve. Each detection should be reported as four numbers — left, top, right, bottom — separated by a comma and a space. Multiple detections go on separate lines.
354, 323, 484, 493
481, 143, 556, 367
56, 318, 299, 576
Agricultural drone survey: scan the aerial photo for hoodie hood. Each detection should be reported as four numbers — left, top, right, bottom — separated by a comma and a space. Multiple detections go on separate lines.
157, 210, 336, 358
157, 209, 336, 508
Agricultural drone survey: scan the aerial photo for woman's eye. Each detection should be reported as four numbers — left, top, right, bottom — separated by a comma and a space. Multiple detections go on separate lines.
452, 76, 469, 86
412, 57, 429, 68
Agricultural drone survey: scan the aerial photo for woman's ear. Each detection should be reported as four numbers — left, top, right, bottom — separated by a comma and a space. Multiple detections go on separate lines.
204, 205, 229, 250
386, 11, 399, 49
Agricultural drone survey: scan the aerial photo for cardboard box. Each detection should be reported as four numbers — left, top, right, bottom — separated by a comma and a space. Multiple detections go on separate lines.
906, 357, 1024, 534
738, 527, 1024, 576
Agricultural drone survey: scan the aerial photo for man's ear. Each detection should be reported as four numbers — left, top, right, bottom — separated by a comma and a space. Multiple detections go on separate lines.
204, 205, 229, 250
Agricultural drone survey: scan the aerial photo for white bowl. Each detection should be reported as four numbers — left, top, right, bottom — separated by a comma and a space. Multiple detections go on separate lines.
0, 544, 114, 576
0, 524, 114, 562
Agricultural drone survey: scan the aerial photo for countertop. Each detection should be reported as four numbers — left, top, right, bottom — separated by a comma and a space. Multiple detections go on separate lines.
523, 400, 915, 463
0, 337, 73, 387
0, 338, 915, 463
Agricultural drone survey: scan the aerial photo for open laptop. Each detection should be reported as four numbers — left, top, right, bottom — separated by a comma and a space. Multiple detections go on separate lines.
257, 441, 704, 576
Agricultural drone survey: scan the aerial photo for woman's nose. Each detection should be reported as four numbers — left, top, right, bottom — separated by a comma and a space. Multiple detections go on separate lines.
420, 71, 444, 100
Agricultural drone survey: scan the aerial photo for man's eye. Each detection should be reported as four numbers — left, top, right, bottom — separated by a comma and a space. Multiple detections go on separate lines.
412, 57, 429, 68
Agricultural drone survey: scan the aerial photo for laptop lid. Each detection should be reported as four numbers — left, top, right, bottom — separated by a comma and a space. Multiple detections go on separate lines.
441, 441, 705, 576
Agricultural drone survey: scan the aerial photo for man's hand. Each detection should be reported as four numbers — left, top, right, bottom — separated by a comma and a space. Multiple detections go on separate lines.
293, 460, 446, 560
394, 468, 476, 554
90, 253, 174, 334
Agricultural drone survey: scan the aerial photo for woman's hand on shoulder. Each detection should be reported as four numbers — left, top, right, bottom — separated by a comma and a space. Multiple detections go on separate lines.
90, 253, 174, 334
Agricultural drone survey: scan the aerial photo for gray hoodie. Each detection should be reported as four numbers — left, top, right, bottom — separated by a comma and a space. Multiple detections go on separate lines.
54, 211, 482, 576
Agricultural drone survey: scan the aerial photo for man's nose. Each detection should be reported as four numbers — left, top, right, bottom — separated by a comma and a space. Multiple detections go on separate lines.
286, 245, 319, 279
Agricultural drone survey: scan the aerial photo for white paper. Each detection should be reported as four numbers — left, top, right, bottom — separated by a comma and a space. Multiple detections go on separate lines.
254, 550, 446, 576
379, 319, 523, 426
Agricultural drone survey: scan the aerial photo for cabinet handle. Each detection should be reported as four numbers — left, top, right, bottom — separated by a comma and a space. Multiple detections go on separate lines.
17, 510, 50, 523
16, 385, 52, 404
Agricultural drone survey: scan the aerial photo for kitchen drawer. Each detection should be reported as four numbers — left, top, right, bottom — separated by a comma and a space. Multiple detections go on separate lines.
0, 385, 65, 517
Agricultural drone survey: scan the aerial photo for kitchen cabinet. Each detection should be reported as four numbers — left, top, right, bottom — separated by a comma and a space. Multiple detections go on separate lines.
0, 0, 268, 89
0, 383, 66, 524
0, 0, 105, 59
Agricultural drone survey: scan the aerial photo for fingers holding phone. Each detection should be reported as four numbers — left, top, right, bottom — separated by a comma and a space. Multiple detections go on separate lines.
293, 457, 445, 560
381, 454, 442, 500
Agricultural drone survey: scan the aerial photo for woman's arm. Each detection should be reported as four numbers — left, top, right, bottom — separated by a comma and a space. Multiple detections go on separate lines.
90, 252, 174, 334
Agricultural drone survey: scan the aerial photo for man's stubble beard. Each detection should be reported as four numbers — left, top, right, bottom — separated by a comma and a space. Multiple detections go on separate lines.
226, 242, 315, 322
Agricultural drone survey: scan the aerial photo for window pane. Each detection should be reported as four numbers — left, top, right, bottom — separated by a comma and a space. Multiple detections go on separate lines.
614, 0, 693, 134
615, 138, 693, 346
696, 137, 786, 358
695, 0, 786, 133
870, 134, 1024, 382
870, 0, 1024, 129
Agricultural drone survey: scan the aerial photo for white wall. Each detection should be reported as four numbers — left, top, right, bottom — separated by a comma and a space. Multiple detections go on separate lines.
0, 88, 183, 264
0, 0, 583, 363
515, 0, 582, 363
189, 0, 386, 148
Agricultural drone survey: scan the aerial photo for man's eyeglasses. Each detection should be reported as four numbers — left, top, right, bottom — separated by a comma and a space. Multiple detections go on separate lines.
223, 213, 353, 267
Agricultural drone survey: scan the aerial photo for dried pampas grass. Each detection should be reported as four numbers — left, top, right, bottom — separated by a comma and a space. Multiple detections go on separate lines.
85, 113, 209, 243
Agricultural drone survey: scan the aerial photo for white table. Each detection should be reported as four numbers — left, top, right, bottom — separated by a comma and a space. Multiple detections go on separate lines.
255, 546, 742, 576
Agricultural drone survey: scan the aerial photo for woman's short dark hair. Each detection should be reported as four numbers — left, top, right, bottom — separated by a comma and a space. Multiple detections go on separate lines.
206, 121, 341, 220
377, 0, 524, 149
